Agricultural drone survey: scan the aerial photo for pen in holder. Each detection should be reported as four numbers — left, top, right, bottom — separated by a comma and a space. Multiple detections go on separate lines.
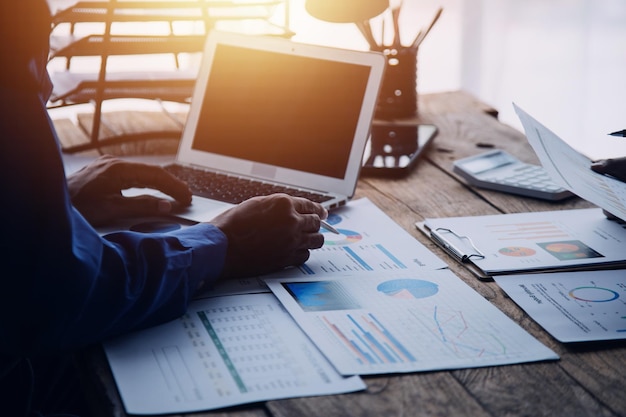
373, 6, 443, 120
303, 1, 442, 121
374, 46, 418, 119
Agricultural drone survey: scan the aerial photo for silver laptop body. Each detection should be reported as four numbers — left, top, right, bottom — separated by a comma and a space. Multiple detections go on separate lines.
168, 30, 386, 222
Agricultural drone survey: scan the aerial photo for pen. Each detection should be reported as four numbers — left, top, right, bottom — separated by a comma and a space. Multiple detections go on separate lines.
609, 129, 626, 137
356, 20, 379, 50
410, 7, 443, 50
320, 220, 340, 234
390, 0, 403, 48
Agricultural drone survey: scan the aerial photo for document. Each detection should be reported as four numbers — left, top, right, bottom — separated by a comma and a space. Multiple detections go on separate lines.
514, 103, 626, 221
418, 208, 626, 279
266, 198, 448, 277
494, 270, 626, 343
265, 269, 558, 376
201, 198, 448, 297
103, 293, 365, 415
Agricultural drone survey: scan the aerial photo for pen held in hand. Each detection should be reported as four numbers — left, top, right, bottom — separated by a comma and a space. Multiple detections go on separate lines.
320, 219, 339, 234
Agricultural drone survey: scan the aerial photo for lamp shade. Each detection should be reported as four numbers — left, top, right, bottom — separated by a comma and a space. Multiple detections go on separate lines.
305, 0, 389, 23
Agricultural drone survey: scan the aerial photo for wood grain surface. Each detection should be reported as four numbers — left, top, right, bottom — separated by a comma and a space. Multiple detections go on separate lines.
64, 91, 625, 417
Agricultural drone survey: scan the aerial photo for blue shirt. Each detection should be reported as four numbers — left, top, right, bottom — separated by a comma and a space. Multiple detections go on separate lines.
0, 1, 228, 359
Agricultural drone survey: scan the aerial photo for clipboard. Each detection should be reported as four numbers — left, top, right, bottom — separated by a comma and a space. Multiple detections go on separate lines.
416, 209, 626, 281
415, 221, 492, 281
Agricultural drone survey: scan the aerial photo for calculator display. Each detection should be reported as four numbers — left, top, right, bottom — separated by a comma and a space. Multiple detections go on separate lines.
460, 151, 515, 174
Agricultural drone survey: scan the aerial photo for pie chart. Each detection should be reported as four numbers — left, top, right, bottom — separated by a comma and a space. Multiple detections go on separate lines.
569, 286, 620, 303
377, 279, 439, 299
499, 246, 536, 257
323, 229, 363, 245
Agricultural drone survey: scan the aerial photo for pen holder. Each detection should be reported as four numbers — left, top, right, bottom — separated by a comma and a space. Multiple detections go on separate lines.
374, 47, 418, 119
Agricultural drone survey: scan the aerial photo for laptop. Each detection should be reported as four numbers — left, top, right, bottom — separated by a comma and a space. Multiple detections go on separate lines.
161, 30, 386, 222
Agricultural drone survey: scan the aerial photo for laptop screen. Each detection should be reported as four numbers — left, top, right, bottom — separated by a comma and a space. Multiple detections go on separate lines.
191, 44, 372, 179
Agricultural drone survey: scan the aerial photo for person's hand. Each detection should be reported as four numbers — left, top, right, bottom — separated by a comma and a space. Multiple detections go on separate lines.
591, 156, 626, 221
209, 193, 327, 278
591, 156, 626, 183
67, 155, 192, 226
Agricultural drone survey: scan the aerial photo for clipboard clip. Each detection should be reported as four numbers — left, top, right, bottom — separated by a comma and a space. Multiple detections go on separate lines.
430, 227, 486, 263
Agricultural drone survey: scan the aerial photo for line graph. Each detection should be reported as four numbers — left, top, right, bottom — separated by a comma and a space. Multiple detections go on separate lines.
410, 306, 508, 358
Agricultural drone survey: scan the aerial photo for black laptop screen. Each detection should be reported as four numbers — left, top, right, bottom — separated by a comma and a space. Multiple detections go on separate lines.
191, 44, 371, 179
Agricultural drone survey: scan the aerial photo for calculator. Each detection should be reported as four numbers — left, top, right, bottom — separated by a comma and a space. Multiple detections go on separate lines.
452, 150, 573, 201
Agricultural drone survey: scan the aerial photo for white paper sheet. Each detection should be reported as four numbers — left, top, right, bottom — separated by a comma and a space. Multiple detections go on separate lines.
200, 198, 448, 298
265, 269, 558, 376
267, 198, 448, 277
423, 208, 626, 275
495, 270, 626, 343
514, 103, 626, 221
104, 293, 365, 415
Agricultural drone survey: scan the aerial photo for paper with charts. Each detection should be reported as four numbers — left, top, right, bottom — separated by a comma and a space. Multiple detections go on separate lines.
265, 269, 558, 376
494, 270, 626, 343
423, 208, 626, 276
201, 197, 448, 297
267, 197, 448, 277
103, 293, 365, 415
514, 103, 626, 221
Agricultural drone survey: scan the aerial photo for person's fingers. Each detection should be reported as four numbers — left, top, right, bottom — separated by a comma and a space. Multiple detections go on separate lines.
208, 193, 330, 278
591, 159, 610, 173
290, 196, 328, 218
112, 163, 192, 205
291, 249, 312, 266
74, 156, 192, 205
591, 157, 626, 183
299, 212, 322, 233
304, 231, 325, 249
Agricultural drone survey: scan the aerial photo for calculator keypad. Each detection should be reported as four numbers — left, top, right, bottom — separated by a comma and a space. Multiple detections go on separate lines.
484, 165, 567, 193
453, 149, 573, 201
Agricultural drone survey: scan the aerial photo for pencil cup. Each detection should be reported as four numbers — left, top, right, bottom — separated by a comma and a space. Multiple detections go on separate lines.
374, 47, 418, 119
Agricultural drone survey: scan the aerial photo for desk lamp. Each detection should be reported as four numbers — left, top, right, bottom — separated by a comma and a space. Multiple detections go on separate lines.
305, 0, 388, 23
305, 0, 389, 50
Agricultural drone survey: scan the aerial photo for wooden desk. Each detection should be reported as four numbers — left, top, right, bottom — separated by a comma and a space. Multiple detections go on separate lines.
78, 91, 626, 417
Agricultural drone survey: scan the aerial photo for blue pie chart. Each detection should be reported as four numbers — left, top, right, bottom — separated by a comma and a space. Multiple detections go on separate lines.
377, 279, 439, 300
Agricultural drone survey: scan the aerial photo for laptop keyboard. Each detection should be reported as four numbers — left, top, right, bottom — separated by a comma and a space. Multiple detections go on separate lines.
164, 164, 333, 204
